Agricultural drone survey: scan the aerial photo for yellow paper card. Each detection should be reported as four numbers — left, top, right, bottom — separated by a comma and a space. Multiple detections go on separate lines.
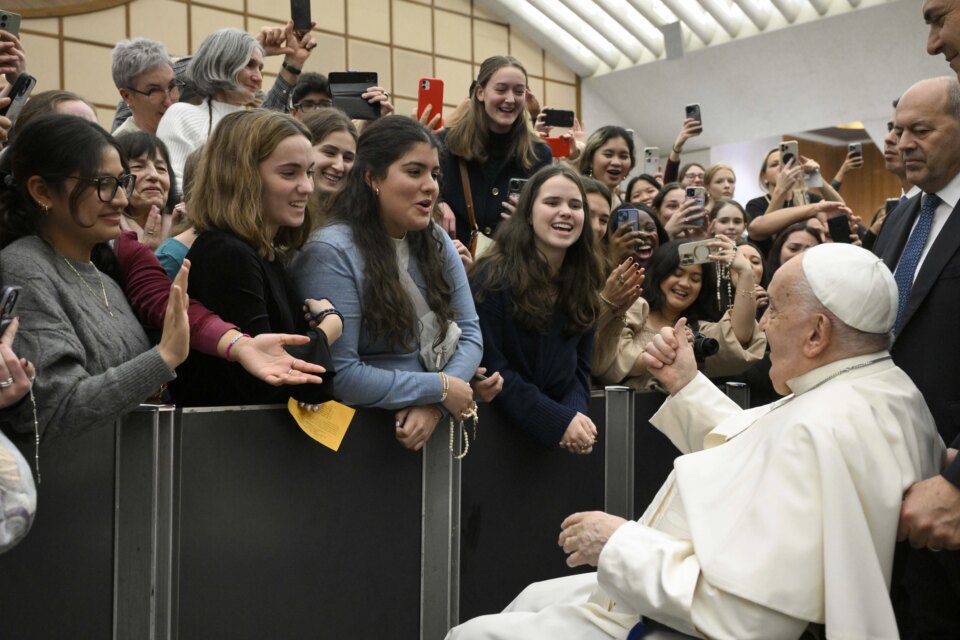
287, 398, 355, 451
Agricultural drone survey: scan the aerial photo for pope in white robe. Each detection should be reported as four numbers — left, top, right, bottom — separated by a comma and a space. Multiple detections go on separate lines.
447, 244, 947, 640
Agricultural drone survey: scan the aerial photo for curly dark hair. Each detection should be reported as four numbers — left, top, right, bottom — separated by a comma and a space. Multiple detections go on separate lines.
472, 164, 604, 334
326, 116, 454, 352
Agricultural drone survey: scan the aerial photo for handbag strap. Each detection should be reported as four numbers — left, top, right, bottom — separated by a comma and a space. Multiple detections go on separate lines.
458, 160, 480, 255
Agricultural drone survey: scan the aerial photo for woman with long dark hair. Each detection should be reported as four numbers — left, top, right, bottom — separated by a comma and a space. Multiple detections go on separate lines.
471, 165, 604, 453
592, 239, 765, 392
292, 116, 483, 451
438, 55, 552, 251
577, 125, 634, 204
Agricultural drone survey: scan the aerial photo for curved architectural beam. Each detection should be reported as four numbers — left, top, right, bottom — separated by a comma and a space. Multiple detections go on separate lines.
807, 0, 832, 15
732, 0, 771, 29
558, 0, 646, 63
596, 0, 666, 57
529, 0, 624, 68
660, 0, 717, 44
700, 0, 743, 37
770, 0, 803, 22
477, 0, 602, 77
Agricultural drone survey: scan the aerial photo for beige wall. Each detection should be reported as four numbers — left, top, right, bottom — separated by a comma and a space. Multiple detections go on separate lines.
21, 0, 579, 130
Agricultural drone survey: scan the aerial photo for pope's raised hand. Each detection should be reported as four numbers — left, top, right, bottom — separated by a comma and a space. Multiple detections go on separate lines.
640, 317, 698, 395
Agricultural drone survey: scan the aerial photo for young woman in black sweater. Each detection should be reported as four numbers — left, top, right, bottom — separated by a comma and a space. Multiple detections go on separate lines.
471, 165, 604, 453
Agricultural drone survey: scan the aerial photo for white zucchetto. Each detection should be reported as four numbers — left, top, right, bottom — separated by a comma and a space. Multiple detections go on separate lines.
801, 243, 898, 334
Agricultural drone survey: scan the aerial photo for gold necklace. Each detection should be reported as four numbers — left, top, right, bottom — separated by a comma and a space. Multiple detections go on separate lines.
62, 256, 116, 319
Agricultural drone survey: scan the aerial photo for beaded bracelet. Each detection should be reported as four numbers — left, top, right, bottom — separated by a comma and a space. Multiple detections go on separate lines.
439, 372, 449, 403
311, 307, 344, 326
225, 332, 250, 362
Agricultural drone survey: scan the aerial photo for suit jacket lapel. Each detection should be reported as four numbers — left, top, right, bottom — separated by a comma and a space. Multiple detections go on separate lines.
899, 199, 960, 330
875, 195, 921, 271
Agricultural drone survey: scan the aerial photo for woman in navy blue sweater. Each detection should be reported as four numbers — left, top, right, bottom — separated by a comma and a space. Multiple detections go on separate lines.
471, 165, 604, 453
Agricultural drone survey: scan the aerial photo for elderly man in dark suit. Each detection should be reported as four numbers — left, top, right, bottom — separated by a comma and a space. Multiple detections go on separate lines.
874, 74, 960, 638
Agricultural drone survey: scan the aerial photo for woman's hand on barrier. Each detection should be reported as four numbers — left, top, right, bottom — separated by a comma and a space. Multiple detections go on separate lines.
0, 318, 34, 409
452, 239, 473, 271
303, 298, 343, 344
395, 405, 442, 451
438, 201, 457, 239
609, 224, 642, 265
158, 260, 191, 370
640, 317, 697, 396
471, 367, 502, 403
602, 257, 644, 317
442, 375, 474, 418
559, 511, 628, 568
559, 413, 597, 455
231, 333, 325, 386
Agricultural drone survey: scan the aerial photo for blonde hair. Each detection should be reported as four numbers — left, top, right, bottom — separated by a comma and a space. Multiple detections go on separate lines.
705, 163, 735, 186
187, 110, 313, 258
443, 55, 542, 170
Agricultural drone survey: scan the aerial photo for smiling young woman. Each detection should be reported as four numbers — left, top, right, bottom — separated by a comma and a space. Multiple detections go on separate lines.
470, 165, 604, 454
578, 126, 635, 204
301, 108, 358, 225
172, 109, 339, 407
291, 116, 483, 452
438, 56, 553, 248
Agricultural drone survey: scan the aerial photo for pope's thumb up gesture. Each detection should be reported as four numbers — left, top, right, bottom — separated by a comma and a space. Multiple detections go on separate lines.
640, 317, 698, 396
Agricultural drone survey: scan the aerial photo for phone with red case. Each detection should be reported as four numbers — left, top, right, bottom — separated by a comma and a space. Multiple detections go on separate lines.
417, 78, 444, 130
545, 136, 571, 158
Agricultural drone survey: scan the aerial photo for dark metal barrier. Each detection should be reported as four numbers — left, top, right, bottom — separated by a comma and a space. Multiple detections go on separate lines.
457, 392, 608, 621
0, 386, 679, 638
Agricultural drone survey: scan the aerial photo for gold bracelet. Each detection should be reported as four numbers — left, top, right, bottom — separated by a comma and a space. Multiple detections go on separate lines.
736, 288, 757, 299
599, 293, 616, 308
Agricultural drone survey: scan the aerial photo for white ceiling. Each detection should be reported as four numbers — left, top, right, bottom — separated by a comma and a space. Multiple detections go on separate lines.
478, 0, 898, 78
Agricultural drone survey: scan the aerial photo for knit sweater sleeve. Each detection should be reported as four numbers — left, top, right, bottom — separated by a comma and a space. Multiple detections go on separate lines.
2, 248, 174, 440
113, 231, 235, 356
476, 286, 576, 448
156, 102, 205, 196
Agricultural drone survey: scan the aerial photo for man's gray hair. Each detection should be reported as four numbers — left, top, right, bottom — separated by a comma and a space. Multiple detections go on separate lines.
187, 29, 262, 99
791, 271, 892, 354
111, 38, 173, 89
947, 77, 960, 121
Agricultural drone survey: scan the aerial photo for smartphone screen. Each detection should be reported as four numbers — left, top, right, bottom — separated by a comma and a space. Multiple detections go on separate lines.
290, 0, 311, 33
827, 214, 852, 243
543, 109, 574, 128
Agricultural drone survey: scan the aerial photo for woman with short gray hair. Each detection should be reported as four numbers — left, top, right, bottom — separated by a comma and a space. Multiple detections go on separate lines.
156, 28, 267, 188
111, 38, 177, 137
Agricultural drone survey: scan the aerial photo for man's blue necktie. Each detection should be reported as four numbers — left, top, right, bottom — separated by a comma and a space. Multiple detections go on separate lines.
893, 193, 940, 334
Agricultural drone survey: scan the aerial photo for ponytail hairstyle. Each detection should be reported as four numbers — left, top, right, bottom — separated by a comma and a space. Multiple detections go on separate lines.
0, 113, 126, 281
443, 55, 543, 171
327, 115, 453, 352
472, 164, 603, 334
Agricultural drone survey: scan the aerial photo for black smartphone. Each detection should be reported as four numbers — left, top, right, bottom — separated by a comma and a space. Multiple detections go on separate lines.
328, 71, 380, 120
827, 214, 851, 243
0, 72, 36, 125
542, 108, 574, 128
0, 285, 20, 337
885, 198, 900, 215
685, 103, 702, 130
848, 142, 862, 158
290, 0, 311, 36
508, 178, 527, 199
0, 11, 21, 37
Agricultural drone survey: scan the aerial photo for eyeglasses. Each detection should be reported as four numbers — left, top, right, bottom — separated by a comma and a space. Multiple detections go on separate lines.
126, 81, 185, 103
67, 174, 138, 202
293, 98, 333, 112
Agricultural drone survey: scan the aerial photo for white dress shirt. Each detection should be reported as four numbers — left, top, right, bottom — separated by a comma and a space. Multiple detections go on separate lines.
904, 171, 960, 281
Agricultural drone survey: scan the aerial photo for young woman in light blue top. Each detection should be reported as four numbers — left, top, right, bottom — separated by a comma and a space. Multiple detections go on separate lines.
291, 116, 482, 451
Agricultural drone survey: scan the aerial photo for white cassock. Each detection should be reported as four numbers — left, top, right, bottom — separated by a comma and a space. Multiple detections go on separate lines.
447, 352, 946, 640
